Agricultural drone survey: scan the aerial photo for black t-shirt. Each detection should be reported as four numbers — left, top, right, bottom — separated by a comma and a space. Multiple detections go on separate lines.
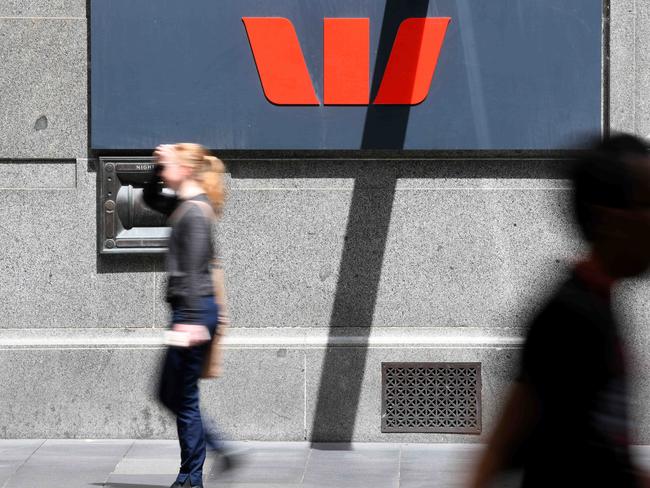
518, 273, 638, 487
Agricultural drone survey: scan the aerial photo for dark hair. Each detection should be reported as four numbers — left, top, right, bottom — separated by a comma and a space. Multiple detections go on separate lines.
573, 134, 648, 241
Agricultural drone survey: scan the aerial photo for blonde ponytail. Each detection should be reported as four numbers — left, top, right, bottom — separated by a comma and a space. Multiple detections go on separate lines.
199, 155, 227, 214
173, 143, 227, 215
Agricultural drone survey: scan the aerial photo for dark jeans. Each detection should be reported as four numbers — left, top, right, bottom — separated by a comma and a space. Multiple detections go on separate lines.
158, 296, 222, 487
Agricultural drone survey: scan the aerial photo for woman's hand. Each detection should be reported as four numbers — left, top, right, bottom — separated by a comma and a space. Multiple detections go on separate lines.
153, 144, 174, 177
154, 144, 175, 162
154, 144, 176, 172
172, 323, 211, 346
217, 313, 230, 328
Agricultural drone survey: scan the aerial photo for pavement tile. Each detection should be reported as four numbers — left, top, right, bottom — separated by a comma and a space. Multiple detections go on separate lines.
207, 485, 300, 488
0, 440, 44, 486
120, 441, 180, 460
400, 445, 480, 478
107, 440, 220, 487
302, 448, 400, 488
0, 441, 643, 487
4, 440, 132, 488
399, 445, 524, 488
103, 474, 174, 487
208, 446, 310, 484
111, 458, 180, 476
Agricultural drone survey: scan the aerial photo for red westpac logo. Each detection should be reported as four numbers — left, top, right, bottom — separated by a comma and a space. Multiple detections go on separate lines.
242, 17, 451, 106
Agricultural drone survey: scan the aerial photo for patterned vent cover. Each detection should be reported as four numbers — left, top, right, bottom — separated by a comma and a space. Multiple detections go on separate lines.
381, 362, 482, 434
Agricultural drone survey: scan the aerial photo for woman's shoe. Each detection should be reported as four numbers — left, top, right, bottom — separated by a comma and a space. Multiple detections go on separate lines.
222, 452, 242, 471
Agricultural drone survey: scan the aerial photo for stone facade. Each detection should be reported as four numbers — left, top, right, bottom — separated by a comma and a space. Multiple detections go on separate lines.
0, 0, 649, 442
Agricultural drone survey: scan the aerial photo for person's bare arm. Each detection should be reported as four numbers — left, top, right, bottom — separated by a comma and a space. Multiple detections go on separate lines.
468, 382, 539, 488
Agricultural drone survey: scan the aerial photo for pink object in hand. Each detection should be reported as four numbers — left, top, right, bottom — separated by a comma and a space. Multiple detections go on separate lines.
166, 324, 211, 347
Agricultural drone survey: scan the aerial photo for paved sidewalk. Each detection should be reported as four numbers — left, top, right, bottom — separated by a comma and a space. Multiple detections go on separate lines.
0, 440, 649, 488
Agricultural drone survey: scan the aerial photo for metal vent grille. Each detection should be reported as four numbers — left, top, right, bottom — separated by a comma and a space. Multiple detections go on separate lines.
381, 362, 481, 434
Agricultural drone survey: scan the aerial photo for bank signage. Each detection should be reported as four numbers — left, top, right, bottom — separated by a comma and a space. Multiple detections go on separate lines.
243, 17, 450, 106
91, 0, 602, 150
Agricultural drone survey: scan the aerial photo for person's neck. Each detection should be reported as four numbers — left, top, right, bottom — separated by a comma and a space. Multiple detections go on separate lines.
178, 180, 204, 200
574, 252, 617, 300
589, 246, 624, 281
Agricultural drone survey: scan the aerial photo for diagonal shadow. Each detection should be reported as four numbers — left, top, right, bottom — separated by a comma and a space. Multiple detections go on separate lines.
310, 0, 431, 444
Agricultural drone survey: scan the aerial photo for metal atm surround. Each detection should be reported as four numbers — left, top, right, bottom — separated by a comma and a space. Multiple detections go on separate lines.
98, 157, 170, 254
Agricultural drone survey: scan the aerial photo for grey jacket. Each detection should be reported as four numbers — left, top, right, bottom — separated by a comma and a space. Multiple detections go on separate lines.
143, 173, 215, 325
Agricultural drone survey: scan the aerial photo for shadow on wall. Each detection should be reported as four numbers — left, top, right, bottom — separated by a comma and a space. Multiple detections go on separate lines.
92, 1, 576, 443
307, 0, 430, 444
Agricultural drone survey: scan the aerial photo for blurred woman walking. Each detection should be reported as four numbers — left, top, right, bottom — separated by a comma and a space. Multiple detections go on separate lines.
144, 143, 230, 488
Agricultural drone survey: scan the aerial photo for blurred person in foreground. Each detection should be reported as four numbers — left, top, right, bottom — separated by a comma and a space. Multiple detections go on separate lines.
469, 134, 650, 488
143, 143, 232, 488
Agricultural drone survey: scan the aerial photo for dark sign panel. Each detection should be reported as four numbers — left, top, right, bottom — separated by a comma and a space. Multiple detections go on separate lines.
91, 0, 602, 150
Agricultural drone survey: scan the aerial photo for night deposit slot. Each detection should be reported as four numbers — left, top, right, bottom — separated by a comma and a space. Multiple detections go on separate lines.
98, 157, 171, 254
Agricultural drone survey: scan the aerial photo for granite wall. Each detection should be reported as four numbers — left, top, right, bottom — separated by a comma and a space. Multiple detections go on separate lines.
0, 0, 649, 442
